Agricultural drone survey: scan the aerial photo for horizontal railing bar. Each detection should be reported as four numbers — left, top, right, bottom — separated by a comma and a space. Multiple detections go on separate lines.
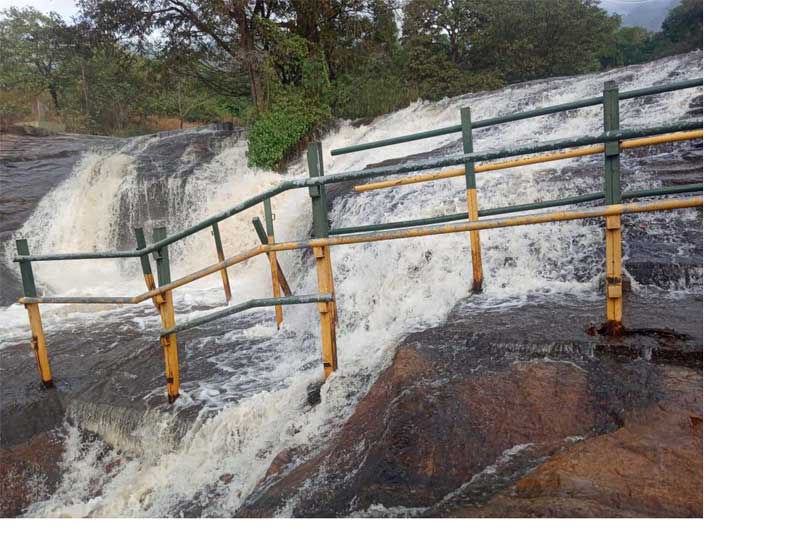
13, 182, 301, 262
132, 196, 702, 304
18, 196, 703, 308
481, 184, 703, 218
354, 147, 603, 193
143, 183, 298, 255
330, 78, 703, 156
329, 192, 607, 235
329, 183, 703, 236
485, 185, 703, 217
133, 246, 267, 304
14, 251, 143, 262
331, 97, 603, 156
15, 120, 701, 263
481, 192, 606, 218
306, 121, 704, 190
618, 78, 703, 100
329, 212, 470, 235
353, 129, 703, 193
297, 197, 704, 249
330, 126, 463, 158
622, 183, 703, 199
160, 293, 333, 336
19, 296, 138, 304
330, 98, 604, 157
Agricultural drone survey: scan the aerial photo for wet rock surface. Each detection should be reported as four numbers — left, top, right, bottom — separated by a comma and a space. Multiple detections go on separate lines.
0, 129, 118, 305
437, 364, 701, 517
0, 55, 702, 516
0, 305, 275, 448
239, 293, 702, 517
0, 429, 64, 517
0, 125, 241, 306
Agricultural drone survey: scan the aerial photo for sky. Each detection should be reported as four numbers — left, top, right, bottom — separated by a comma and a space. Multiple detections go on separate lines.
0, 0, 80, 20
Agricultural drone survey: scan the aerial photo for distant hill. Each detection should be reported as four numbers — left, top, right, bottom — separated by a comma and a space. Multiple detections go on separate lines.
600, 0, 680, 31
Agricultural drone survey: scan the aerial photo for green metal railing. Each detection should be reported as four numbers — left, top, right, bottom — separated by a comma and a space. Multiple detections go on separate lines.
329, 78, 702, 156
13, 77, 703, 402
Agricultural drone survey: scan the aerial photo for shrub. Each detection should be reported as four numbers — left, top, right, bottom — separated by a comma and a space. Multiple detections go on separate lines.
247, 92, 331, 170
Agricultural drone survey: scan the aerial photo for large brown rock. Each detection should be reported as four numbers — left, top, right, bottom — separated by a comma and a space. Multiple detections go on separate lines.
240, 295, 702, 517
445, 366, 702, 517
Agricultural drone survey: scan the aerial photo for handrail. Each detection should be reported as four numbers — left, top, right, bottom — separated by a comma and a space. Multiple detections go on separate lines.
352, 130, 703, 194
329, 183, 703, 236
13, 76, 703, 403
160, 293, 333, 336
330, 78, 702, 156
19, 196, 703, 307
13, 120, 701, 263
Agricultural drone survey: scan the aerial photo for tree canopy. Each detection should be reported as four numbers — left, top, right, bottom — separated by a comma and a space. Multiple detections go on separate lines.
0, 0, 702, 168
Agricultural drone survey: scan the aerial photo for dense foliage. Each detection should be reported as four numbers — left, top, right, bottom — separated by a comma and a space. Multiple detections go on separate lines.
0, 0, 702, 167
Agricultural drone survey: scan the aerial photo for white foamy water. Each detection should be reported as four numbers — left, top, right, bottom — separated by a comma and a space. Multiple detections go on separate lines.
0, 52, 701, 517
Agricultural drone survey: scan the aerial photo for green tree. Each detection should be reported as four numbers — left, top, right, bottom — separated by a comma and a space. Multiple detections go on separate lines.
600, 26, 654, 68
329, 0, 415, 118
78, 0, 288, 111
1, 0, 702, 153
0, 7, 74, 111
652, 0, 703, 56
402, 0, 482, 65
467, 0, 620, 82
400, 0, 502, 101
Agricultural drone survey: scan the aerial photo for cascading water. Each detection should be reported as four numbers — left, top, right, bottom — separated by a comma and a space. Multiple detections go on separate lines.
0, 52, 702, 517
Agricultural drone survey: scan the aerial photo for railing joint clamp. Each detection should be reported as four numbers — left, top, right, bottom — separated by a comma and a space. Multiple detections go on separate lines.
606, 215, 621, 229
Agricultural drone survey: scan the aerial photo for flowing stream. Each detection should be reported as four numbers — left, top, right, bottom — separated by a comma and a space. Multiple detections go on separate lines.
0, 51, 702, 517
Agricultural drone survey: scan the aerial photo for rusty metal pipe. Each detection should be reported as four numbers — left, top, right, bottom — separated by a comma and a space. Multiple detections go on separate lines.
133, 196, 703, 303
353, 130, 704, 193
19, 197, 702, 306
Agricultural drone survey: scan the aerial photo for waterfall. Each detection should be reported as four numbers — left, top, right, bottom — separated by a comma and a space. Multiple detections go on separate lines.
0, 52, 702, 517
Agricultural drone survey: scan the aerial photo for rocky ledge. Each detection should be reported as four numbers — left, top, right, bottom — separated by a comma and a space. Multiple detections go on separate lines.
239, 292, 702, 517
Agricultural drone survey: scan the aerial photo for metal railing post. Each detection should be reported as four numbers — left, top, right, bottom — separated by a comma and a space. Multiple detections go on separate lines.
460, 107, 484, 293
152, 227, 180, 402
253, 214, 292, 329
603, 80, 624, 334
134, 227, 164, 311
308, 142, 338, 377
16, 239, 53, 387
211, 223, 233, 304
263, 198, 283, 327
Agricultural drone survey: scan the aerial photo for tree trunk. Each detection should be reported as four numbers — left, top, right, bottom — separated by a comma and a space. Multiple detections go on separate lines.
247, 59, 262, 111
230, 4, 263, 112
48, 84, 60, 112
81, 62, 89, 114
294, 0, 323, 44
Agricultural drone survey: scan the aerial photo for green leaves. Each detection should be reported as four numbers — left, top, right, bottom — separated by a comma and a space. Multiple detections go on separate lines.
1, 0, 701, 139
0, 7, 71, 102
247, 92, 331, 170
